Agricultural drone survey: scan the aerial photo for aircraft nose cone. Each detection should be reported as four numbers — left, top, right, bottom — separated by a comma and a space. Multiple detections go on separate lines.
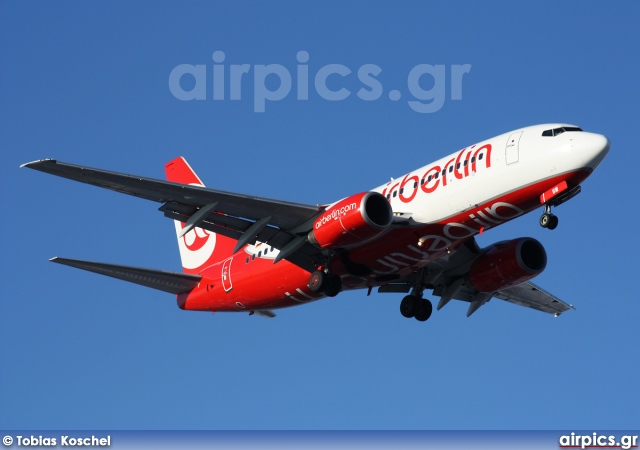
590, 133, 610, 154
575, 132, 610, 169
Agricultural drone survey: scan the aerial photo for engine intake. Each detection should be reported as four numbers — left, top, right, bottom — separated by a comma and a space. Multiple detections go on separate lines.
469, 237, 547, 293
309, 191, 392, 249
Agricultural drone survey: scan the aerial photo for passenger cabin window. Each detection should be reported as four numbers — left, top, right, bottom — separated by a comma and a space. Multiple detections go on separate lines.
542, 126, 583, 137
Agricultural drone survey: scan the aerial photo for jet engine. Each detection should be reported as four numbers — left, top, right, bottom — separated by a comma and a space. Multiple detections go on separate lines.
308, 191, 393, 249
468, 237, 547, 292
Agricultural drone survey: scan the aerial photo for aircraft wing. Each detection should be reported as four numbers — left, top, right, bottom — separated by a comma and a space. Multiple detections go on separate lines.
441, 278, 573, 317
22, 159, 319, 229
23, 159, 324, 271
50, 257, 202, 294
378, 237, 574, 317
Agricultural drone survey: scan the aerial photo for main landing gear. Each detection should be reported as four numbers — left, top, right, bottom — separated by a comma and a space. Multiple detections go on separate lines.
400, 295, 433, 322
308, 270, 342, 297
399, 268, 433, 322
539, 204, 559, 230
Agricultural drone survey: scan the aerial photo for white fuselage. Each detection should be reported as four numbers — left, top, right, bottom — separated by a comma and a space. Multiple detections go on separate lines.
373, 124, 609, 225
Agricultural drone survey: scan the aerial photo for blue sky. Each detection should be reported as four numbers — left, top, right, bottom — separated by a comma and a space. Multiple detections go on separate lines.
1, 2, 639, 430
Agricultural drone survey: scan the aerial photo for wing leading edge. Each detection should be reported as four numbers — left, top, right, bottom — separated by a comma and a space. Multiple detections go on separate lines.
21, 159, 320, 229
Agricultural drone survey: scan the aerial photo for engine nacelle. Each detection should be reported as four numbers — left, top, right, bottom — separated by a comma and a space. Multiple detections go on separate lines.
469, 237, 547, 293
309, 192, 393, 249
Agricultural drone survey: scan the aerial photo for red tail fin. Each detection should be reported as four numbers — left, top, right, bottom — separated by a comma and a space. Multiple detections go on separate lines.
165, 157, 236, 274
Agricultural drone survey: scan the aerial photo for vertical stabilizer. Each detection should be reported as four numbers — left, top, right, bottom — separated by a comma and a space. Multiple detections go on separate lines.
165, 157, 235, 274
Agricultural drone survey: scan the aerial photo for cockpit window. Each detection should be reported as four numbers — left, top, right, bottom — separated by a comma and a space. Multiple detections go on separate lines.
542, 126, 583, 137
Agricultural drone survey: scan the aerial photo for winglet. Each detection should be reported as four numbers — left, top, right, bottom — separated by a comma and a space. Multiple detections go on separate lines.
20, 158, 56, 169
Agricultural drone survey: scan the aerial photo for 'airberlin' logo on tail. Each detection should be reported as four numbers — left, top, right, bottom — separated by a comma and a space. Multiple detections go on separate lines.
174, 222, 217, 270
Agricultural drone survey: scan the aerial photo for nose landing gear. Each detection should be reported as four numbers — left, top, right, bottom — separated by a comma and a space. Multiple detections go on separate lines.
540, 204, 559, 230
539, 183, 582, 230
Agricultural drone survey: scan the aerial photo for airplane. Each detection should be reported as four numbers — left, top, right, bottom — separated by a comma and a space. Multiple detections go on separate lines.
21, 123, 610, 321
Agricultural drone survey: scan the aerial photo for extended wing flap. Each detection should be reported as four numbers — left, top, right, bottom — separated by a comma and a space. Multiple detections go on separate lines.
162, 205, 320, 272
50, 257, 202, 295
494, 281, 574, 316
445, 281, 572, 316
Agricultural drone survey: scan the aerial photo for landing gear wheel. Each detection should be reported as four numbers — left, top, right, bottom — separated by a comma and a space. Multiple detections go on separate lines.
540, 201, 559, 230
540, 213, 551, 228
400, 295, 419, 318
308, 270, 326, 292
414, 299, 433, 322
323, 275, 342, 297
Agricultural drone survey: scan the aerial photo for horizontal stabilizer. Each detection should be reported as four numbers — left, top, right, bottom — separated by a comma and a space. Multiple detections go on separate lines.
50, 257, 202, 295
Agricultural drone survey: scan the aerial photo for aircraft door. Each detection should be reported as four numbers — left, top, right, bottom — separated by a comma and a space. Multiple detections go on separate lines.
505, 131, 523, 165
221, 257, 233, 292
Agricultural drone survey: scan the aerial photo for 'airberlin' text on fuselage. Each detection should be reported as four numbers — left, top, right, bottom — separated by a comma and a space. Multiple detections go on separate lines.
382, 144, 492, 202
